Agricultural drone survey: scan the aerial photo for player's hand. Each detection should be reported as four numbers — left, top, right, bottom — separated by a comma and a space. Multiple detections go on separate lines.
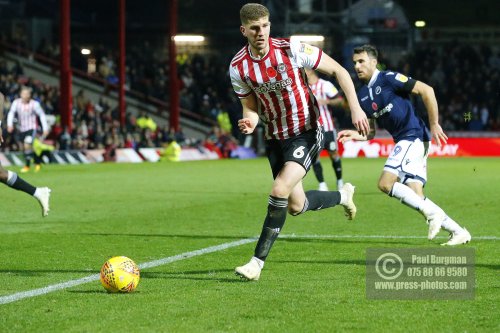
42, 131, 49, 139
351, 107, 370, 137
0, 131, 3, 146
337, 130, 357, 143
7, 126, 13, 133
238, 118, 256, 134
430, 123, 448, 147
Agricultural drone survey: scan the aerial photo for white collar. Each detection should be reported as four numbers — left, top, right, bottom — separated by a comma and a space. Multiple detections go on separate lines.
367, 69, 380, 88
247, 44, 269, 61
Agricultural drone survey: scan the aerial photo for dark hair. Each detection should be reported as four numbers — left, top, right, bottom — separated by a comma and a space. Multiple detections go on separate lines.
353, 44, 378, 59
240, 3, 270, 24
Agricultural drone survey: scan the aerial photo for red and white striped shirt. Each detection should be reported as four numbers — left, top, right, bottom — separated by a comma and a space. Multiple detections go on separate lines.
309, 78, 339, 132
7, 98, 48, 133
230, 38, 323, 140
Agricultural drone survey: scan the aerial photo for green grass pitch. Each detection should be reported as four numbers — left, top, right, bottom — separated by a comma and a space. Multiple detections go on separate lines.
0, 157, 498, 332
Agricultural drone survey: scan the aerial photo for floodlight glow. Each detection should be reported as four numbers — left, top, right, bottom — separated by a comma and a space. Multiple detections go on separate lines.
81, 48, 91, 55
174, 35, 205, 42
290, 35, 325, 42
415, 21, 426, 28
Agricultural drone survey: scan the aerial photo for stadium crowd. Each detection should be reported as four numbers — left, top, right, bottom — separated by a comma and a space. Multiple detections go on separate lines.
33, 38, 240, 135
394, 43, 500, 131
0, 58, 191, 152
59, 40, 499, 133
1, 35, 499, 157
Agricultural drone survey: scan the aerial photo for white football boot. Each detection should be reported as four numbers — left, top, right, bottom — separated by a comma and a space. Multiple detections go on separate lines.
235, 257, 262, 281
340, 183, 356, 220
441, 228, 471, 246
318, 182, 329, 191
427, 211, 445, 240
34, 187, 51, 217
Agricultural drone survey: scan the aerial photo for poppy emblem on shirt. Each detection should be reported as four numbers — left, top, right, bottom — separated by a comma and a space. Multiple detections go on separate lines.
371, 102, 378, 110
277, 63, 287, 73
266, 67, 277, 78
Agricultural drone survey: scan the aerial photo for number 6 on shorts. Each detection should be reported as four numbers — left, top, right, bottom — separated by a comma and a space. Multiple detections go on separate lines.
293, 146, 305, 158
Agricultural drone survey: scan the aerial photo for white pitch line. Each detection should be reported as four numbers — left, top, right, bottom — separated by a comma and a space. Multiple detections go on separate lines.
1, 233, 497, 305
0, 237, 256, 306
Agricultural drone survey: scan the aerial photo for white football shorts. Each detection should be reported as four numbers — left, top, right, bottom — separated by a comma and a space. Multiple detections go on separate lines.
383, 138, 430, 185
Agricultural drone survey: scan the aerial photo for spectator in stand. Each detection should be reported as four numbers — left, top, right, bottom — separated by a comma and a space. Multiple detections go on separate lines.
216, 129, 238, 159
102, 137, 117, 162
58, 127, 72, 151
136, 112, 157, 132
216, 104, 232, 134
173, 127, 186, 145
162, 137, 181, 162
33, 137, 55, 165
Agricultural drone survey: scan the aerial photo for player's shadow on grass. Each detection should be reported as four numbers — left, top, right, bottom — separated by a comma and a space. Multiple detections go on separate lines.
475, 263, 500, 271
274, 261, 500, 271
274, 259, 366, 266
354, 191, 385, 196
82, 233, 247, 240
141, 269, 241, 283
279, 237, 416, 245
67, 290, 142, 294
67, 290, 109, 294
0, 269, 96, 276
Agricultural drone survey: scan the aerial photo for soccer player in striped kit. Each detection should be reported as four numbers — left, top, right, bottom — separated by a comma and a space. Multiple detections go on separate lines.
305, 68, 345, 191
7, 86, 49, 173
230, 3, 370, 280
0, 92, 51, 217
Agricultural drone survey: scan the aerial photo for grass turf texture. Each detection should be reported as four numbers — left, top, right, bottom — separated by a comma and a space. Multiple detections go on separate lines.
0, 158, 498, 332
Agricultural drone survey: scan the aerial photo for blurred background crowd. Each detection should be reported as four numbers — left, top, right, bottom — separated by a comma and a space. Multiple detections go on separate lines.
1, 0, 499, 157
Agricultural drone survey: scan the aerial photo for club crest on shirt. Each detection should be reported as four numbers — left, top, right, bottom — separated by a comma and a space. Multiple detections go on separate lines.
277, 63, 287, 73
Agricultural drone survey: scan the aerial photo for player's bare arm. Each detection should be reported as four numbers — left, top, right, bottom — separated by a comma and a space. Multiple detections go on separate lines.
238, 93, 259, 134
317, 97, 343, 107
315, 53, 370, 137
338, 119, 376, 143
412, 80, 448, 147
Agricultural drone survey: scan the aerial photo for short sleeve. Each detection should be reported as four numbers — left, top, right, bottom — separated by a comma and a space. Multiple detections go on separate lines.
229, 64, 252, 98
289, 39, 323, 69
385, 72, 416, 93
